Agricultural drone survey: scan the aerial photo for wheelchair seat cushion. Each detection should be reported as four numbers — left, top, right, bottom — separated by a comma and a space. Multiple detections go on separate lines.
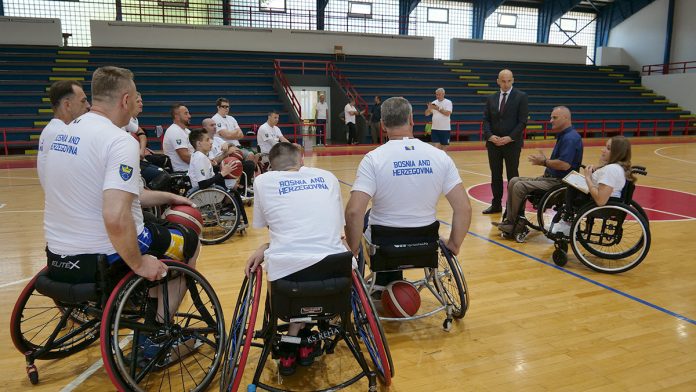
369, 221, 440, 271
35, 270, 98, 304
269, 251, 354, 317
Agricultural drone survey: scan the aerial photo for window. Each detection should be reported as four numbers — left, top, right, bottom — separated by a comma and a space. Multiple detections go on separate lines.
427, 7, 448, 23
549, 11, 597, 64
559, 18, 577, 32
497, 13, 517, 28
348, 1, 372, 18
260, 0, 285, 12
158, 0, 188, 7
484, 5, 537, 43
409, 0, 473, 60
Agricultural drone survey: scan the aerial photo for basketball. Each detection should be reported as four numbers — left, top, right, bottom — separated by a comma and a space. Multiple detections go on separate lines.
229, 149, 244, 161
222, 156, 243, 179
162, 205, 203, 236
381, 280, 421, 318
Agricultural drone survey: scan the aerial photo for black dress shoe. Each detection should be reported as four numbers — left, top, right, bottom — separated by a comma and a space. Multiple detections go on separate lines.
482, 205, 502, 214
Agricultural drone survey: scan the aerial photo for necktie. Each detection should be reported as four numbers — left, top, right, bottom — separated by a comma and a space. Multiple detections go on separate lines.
499, 92, 508, 113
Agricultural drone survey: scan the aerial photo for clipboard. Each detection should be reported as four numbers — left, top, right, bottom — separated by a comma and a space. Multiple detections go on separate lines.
562, 170, 589, 194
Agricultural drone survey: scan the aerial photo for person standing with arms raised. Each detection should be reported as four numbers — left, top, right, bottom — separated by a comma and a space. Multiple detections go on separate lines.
482, 69, 528, 214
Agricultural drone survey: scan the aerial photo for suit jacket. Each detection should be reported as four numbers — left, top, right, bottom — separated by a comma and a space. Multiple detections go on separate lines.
482, 88, 528, 147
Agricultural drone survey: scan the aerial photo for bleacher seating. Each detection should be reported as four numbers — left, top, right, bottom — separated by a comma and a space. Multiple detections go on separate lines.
1, 44, 694, 156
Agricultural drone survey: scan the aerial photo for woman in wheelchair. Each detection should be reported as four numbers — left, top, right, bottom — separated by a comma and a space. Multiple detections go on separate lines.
551, 136, 634, 236
544, 136, 651, 273
188, 129, 250, 229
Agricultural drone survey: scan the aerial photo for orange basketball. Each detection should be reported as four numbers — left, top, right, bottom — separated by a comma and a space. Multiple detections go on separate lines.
381, 280, 421, 318
162, 205, 203, 236
222, 156, 243, 179
229, 149, 244, 161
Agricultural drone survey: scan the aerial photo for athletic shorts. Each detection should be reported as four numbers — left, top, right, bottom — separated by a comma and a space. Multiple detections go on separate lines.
430, 129, 451, 145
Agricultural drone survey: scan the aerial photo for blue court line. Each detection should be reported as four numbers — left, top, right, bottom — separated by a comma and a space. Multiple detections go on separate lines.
339, 177, 696, 326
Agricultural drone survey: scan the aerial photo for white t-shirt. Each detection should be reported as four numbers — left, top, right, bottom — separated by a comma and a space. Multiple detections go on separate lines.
163, 123, 193, 171
208, 136, 227, 160
212, 113, 241, 147
352, 138, 462, 228
121, 117, 139, 134
257, 122, 284, 154
188, 150, 214, 187
253, 166, 349, 281
344, 104, 357, 124
316, 101, 328, 120
43, 112, 144, 256
430, 98, 453, 131
37, 118, 67, 188
591, 163, 626, 198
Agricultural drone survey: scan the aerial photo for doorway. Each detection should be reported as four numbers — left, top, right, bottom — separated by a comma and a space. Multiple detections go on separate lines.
295, 86, 330, 147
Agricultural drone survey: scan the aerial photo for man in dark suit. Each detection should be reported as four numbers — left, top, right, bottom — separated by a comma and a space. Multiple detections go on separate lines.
482, 69, 528, 214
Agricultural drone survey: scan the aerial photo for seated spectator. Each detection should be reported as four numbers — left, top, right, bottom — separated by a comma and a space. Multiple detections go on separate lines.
496, 106, 583, 236
257, 110, 289, 155
122, 92, 148, 159
163, 103, 194, 172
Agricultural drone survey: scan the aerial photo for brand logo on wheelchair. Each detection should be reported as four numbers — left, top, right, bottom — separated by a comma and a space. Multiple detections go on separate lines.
51, 259, 81, 270
300, 306, 323, 314
307, 326, 340, 344
119, 164, 133, 181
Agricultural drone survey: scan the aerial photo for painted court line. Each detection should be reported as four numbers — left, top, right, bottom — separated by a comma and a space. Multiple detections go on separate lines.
654, 146, 696, 165
0, 277, 31, 289
60, 336, 133, 392
338, 177, 696, 326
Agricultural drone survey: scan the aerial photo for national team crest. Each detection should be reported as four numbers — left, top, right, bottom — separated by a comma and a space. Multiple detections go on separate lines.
119, 164, 134, 181
176, 139, 182, 145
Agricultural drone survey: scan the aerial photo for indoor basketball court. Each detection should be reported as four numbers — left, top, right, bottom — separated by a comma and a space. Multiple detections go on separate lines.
1, 139, 695, 391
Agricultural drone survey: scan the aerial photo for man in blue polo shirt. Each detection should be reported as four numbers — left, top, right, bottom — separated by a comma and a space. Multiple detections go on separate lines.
497, 106, 583, 235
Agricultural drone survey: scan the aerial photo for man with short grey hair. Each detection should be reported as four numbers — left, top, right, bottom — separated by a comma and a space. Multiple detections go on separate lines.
346, 97, 472, 287
425, 87, 453, 150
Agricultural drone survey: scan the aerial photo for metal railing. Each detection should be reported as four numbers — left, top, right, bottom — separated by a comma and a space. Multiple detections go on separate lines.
273, 60, 303, 119
642, 61, 696, 75
4, 119, 694, 156
272, 59, 370, 119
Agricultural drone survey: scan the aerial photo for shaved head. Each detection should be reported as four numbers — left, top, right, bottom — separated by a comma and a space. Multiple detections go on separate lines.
497, 69, 514, 92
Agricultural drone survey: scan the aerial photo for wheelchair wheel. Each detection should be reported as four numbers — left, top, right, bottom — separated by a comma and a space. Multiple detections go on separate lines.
101, 261, 225, 392
189, 187, 240, 245
10, 269, 100, 359
220, 268, 262, 392
570, 202, 651, 273
536, 184, 567, 234
351, 271, 393, 386
435, 242, 469, 319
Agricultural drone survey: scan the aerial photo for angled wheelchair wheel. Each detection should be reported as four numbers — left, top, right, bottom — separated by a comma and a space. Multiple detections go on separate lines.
101, 261, 225, 392
570, 202, 651, 273
536, 184, 567, 234
351, 271, 393, 386
220, 268, 262, 392
435, 241, 469, 319
189, 186, 240, 245
10, 268, 100, 359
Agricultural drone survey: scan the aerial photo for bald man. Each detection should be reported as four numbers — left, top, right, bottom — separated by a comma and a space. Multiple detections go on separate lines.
496, 106, 583, 236
482, 69, 528, 214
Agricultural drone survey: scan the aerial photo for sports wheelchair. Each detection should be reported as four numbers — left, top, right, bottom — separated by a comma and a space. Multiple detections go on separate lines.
220, 252, 393, 391
359, 220, 470, 331
10, 255, 226, 391
504, 166, 650, 274
163, 171, 246, 245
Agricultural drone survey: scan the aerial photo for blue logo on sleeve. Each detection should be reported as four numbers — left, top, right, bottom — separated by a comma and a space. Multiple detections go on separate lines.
119, 164, 134, 181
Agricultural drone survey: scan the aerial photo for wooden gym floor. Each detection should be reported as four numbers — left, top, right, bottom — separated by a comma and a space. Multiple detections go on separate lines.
1, 138, 695, 391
